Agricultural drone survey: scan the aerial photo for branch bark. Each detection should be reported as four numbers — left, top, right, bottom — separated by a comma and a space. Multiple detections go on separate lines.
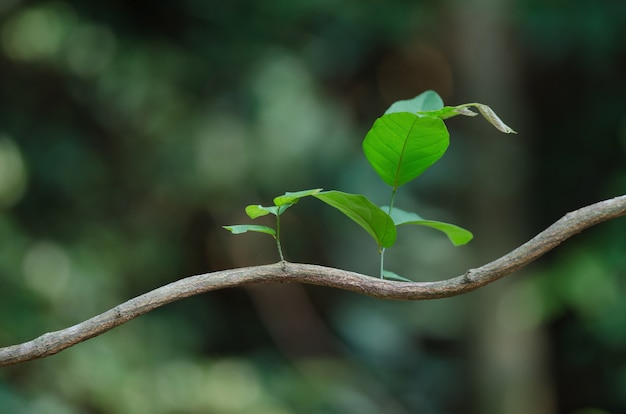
1, 195, 625, 367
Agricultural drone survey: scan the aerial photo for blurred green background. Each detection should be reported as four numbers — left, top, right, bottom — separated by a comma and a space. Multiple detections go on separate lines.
0, 0, 625, 413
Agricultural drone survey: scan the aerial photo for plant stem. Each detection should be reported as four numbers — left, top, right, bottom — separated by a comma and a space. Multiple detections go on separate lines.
276, 214, 285, 262
275, 214, 285, 261
379, 249, 385, 279
387, 190, 397, 215
379, 190, 397, 278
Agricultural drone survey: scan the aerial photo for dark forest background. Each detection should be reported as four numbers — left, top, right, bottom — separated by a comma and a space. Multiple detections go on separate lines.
0, 0, 625, 413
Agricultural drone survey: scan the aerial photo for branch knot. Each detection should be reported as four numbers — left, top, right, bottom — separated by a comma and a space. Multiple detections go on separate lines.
464, 269, 478, 283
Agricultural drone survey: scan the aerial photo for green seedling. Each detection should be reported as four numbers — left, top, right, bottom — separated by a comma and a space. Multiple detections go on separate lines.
224, 188, 322, 261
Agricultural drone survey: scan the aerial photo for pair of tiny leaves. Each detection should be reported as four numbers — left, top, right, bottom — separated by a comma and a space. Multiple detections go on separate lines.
363, 91, 516, 191
223, 188, 323, 238
223, 189, 472, 250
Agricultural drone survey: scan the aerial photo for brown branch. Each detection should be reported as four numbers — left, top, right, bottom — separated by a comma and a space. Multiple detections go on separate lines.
1, 195, 625, 367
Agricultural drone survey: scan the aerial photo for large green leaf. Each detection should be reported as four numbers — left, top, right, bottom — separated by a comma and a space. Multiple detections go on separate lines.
385, 206, 473, 246
314, 191, 397, 249
363, 114, 449, 189
384, 90, 444, 115
222, 225, 276, 237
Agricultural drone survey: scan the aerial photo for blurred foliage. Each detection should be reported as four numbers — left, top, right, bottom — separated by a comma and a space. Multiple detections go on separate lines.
0, 0, 624, 413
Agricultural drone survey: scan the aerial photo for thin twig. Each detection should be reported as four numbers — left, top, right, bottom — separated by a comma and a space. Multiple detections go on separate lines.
1, 195, 625, 367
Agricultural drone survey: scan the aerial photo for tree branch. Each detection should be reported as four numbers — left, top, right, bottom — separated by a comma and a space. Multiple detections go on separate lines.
1, 195, 625, 367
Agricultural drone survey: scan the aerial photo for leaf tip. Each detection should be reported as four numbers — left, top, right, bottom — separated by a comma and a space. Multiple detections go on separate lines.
451, 234, 474, 246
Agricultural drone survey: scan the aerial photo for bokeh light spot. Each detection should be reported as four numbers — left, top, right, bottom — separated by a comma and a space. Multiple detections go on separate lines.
1, 4, 73, 62
22, 241, 71, 301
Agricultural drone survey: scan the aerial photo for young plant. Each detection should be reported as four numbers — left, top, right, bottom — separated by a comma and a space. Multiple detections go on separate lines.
223, 188, 322, 261
224, 90, 515, 281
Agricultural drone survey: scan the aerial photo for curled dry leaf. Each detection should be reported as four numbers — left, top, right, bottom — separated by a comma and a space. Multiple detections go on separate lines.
474, 104, 517, 134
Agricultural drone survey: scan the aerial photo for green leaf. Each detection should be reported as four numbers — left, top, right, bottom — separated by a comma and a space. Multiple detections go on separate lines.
245, 189, 323, 219
314, 191, 397, 249
363, 114, 449, 189
245, 204, 279, 218
417, 105, 478, 120
382, 270, 414, 282
223, 225, 276, 237
384, 90, 444, 115
273, 188, 323, 206
384, 206, 473, 246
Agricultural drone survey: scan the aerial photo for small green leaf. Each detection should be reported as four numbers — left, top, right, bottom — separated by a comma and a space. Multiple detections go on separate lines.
384, 206, 473, 246
417, 106, 478, 120
363, 114, 449, 189
314, 191, 397, 249
382, 270, 414, 282
385, 90, 444, 115
223, 225, 276, 237
273, 188, 323, 206
245, 204, 279, 218
419, 102, 516, 134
